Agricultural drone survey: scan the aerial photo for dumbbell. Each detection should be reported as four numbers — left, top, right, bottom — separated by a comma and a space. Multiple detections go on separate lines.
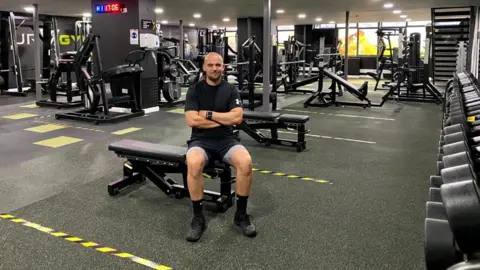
424, 218, 463, 270
441, 178, 480, 255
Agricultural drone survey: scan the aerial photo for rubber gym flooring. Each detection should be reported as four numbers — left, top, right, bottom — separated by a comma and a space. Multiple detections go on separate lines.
0, 81, 439, 269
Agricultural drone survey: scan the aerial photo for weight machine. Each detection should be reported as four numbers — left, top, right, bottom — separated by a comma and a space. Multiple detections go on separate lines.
367, 28, 404, 91
383, 34, 443, 104
0, 12, 52, 96
55, 34, 145, 124
37, 17, 85, 108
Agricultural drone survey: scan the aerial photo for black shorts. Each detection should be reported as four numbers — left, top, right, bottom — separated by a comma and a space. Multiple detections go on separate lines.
186, 137, 244, 164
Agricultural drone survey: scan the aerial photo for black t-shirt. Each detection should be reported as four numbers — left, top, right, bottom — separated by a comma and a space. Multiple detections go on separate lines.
184, 80, 242, 139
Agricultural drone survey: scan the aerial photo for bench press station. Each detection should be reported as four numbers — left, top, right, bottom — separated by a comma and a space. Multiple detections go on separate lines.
234, 111, 310, 152
107, 139, 236, 212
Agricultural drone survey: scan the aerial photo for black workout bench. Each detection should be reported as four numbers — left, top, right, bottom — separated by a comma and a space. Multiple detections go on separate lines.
234, 111, 310, 152
107, 139, 236, 212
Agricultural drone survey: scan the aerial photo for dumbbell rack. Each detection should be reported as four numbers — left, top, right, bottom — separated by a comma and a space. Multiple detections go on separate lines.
425, 72, 480, 269
431, 7, 475, 87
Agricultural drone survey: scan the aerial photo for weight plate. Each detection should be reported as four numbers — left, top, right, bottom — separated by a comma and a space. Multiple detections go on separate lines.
162, 82, 182, 103
442, 151, 472, 169
441, 164, 475, 184
424, 218, 462, 270
444, 132, 467, 145
444, 124, 463, 136
430, 175, 443, 188
443, 141, 468, 155
430, 187, 443, 202
437, 161, 444, 175
426, 201, 447, 220
441, 180, 480, 254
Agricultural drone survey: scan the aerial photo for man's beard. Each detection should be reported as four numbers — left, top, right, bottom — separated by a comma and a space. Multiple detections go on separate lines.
207, 73, 221, 82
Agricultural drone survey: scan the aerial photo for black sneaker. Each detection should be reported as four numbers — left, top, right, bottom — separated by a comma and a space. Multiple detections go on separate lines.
186, 216, 206, 242
234, 214, 257, 237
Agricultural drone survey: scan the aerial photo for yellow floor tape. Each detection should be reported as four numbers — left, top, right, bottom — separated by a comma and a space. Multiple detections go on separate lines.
0, 214, 171, 270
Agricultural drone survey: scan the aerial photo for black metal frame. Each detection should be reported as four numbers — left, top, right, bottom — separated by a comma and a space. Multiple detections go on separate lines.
108, 154, 236, 213
303, 65, 382, 108
234, 117, 308, 152
55, 34, 145, 124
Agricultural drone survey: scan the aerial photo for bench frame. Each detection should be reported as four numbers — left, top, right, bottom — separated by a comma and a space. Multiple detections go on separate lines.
108, 152, 236, 213
234, 118, 308, 152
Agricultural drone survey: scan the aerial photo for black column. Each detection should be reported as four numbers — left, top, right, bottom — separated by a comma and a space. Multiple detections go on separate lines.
237, 17, 264, 55
91, 0, 158, 109
91, 0, 156, 69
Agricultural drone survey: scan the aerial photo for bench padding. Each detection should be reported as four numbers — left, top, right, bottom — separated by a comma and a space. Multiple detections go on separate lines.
243, 111, 281, 121
279, 114, 309, 124
109, 139, 186, 163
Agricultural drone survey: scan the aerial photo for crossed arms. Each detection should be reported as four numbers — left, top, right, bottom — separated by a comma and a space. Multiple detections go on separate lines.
185, 108, 243, 128
184, 86, 243, 129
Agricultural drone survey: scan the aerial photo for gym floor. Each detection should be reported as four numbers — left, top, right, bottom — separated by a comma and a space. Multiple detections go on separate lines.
0, 81, 439, 269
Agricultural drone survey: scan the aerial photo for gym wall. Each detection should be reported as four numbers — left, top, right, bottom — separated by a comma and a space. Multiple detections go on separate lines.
5, 16, 80, 89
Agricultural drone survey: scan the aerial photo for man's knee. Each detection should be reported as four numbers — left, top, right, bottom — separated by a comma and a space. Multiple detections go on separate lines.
186, 148, 207, 176
230, 147, 252, 173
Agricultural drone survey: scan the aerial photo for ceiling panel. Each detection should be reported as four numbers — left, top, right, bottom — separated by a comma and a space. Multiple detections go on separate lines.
0, 0, 477, 27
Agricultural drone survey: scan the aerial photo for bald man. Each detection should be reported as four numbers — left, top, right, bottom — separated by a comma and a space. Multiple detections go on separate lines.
184, 52, 256, 242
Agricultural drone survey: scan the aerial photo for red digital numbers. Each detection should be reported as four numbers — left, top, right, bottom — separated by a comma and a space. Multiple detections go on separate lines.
105, 4, 120, 12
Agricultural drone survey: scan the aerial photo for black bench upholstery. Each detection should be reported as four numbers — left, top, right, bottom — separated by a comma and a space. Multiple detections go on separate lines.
279, 114, 309, 124
107, 139, 236, 212
235, 111, 309, 152
109, 139, 186, 163
243, 111, 280, 121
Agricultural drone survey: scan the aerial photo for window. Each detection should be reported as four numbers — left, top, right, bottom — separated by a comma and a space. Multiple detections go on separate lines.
338, 28, 358, 56
225, 31, 237, 52
277, 30, 294, 50
358, 29, 378, 55
408, 21, 431, 26
382, 22, 406, 27
358, 22, 378, 28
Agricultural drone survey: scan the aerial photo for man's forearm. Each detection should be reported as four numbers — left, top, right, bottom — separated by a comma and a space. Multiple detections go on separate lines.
211, 112, 242, 126
190, 115, 221, 129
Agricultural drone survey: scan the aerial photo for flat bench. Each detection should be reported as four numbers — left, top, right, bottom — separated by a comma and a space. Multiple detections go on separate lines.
234, 110, 310, 152
107, 139, 236, 212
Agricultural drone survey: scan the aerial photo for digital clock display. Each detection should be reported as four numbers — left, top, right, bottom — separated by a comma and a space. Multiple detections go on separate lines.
95, 3, 125, 13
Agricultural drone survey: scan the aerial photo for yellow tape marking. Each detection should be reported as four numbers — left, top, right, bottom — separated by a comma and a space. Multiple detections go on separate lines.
81, 242, 99, 247
65, 237, 83, 242
115, 252, 134, 258
97, 247, 117, 252
112, 127, 143, 135
51, 232, 68, 237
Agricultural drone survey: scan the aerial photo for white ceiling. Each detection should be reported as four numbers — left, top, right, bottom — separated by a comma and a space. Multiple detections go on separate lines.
0, 0, 478, 27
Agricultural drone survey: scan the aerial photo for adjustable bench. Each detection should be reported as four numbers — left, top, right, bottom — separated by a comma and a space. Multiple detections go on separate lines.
107, 139, 236, 212
234, 111, 310, 152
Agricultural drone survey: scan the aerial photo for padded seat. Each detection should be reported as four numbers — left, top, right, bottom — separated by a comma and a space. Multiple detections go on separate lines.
243, 111, 281, 121
109, 139, 186, 163
279, 114, 309, 124
103, 64, 143, 79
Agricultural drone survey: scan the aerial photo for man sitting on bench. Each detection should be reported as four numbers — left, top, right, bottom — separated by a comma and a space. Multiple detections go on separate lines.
184, 52, 257, 242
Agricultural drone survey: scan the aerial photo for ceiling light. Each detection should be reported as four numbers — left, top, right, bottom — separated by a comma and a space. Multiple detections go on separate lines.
161, 20, 168, 24
154, 8, 163, 14
406, 18, 412, 22
189, 23, 195, 27
24, 6, 34, 12
82, 13, 91, 17
298, 13, 306, 19
383, 3, 394, 8
223, 17, 230, 22
393, 10, 401, 14
329, 21, 335, 24
212, 25, 217, 29
276, 9, 285, 14
400, 15, 407, 18
193, 13, 201, 18
315, 18, 322, 22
